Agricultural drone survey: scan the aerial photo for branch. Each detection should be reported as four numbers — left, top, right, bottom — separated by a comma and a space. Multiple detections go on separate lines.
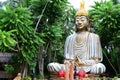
34, 1, 49, 34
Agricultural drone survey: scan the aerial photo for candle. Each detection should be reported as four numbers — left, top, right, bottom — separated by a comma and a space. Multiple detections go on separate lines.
69, 61, 74, 80
65, 62, 70, 80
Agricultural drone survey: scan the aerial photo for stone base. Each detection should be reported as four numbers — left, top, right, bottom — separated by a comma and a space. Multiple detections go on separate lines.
49, 72, 63, 80
0, 71, 13, 80
48, 72, 104, 80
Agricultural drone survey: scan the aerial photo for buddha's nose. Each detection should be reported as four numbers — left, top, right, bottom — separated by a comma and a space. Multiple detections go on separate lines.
79, 20, 82, 23
78, 21, 82, 25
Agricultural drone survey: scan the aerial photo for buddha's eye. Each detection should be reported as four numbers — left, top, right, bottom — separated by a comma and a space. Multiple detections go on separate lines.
76, 19, 79, 22
81, 19, 84, 21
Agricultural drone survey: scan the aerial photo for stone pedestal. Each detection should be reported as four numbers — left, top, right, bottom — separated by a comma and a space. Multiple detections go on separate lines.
49, 72, 64, 80
48, 72, 105, 80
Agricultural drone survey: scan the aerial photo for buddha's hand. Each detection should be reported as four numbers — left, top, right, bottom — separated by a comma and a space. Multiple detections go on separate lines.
74, 56, 84, 66
93, 57, 99, 62
90, 57, 99, 63
64, 59, 74, 66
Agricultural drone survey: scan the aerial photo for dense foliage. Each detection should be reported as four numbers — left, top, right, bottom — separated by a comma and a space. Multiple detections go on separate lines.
0, 0, 75, 77
0, 3, 44, 74
89, 0, 120, 77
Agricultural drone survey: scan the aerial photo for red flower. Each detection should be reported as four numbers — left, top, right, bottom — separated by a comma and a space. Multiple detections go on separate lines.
77, 70, 86, 78
58, 70, 65, 78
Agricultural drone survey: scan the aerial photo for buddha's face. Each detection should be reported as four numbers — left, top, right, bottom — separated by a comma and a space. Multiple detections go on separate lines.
75, 16, 88, 31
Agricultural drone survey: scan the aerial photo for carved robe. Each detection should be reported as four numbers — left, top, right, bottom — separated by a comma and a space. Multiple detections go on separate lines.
64, 31, 103, 72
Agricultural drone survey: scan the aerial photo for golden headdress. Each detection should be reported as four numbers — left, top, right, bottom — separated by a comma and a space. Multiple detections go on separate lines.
75, 0, 88, 17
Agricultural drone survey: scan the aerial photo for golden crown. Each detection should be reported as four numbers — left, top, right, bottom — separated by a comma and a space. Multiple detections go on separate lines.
75, 0, 88, 17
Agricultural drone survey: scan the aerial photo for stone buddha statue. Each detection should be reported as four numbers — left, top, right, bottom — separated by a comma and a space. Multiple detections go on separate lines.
47, 0, 106, 74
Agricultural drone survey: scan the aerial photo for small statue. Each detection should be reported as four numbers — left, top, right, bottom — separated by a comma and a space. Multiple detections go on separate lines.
13, 73, 22, 80
47, 0, 106, 77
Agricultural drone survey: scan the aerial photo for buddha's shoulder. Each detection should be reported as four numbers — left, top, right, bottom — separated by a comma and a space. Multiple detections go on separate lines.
67, 33, 75, 37
65, 33, 76, 40
66, 32, 100, 38
89, 32, 99, 38
66, 35, 73, 40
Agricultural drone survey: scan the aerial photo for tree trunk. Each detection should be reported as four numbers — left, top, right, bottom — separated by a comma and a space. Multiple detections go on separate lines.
38, 45, 44, 79
22, 62, 28, 78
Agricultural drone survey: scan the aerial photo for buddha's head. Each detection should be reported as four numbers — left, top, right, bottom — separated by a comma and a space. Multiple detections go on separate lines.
75, 0, 90, 32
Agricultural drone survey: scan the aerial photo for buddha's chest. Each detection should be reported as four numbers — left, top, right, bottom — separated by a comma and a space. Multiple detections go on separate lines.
74, 32, 88, 47
73, 33, 89, 57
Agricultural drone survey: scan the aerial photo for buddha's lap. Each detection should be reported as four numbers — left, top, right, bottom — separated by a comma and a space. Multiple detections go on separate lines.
47, 62, 106, 74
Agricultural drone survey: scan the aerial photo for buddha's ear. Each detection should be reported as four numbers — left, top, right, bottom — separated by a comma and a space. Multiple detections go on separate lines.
87, 18, 92, 31
73, 17, 76, 24
74, 16, 78, 24
88, 18, 92, 25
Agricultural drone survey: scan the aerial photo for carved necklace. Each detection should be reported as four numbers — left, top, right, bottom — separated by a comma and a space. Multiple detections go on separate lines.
73, 31, 89, 58
76, 35, 83, 43
76, 32, 87, 43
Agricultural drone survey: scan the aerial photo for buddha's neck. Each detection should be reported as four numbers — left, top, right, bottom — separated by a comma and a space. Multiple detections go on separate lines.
76, 30, 87, 34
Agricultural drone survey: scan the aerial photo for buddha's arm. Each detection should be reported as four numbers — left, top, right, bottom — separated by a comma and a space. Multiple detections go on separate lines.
81, 34, 103, 66
64, 35, 75, 60
74, 56, 100, 66
64, 57, 100, 66
78, 59, 98, 66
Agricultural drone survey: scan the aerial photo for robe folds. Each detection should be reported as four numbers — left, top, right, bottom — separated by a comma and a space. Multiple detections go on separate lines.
64, 31, 103, 72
